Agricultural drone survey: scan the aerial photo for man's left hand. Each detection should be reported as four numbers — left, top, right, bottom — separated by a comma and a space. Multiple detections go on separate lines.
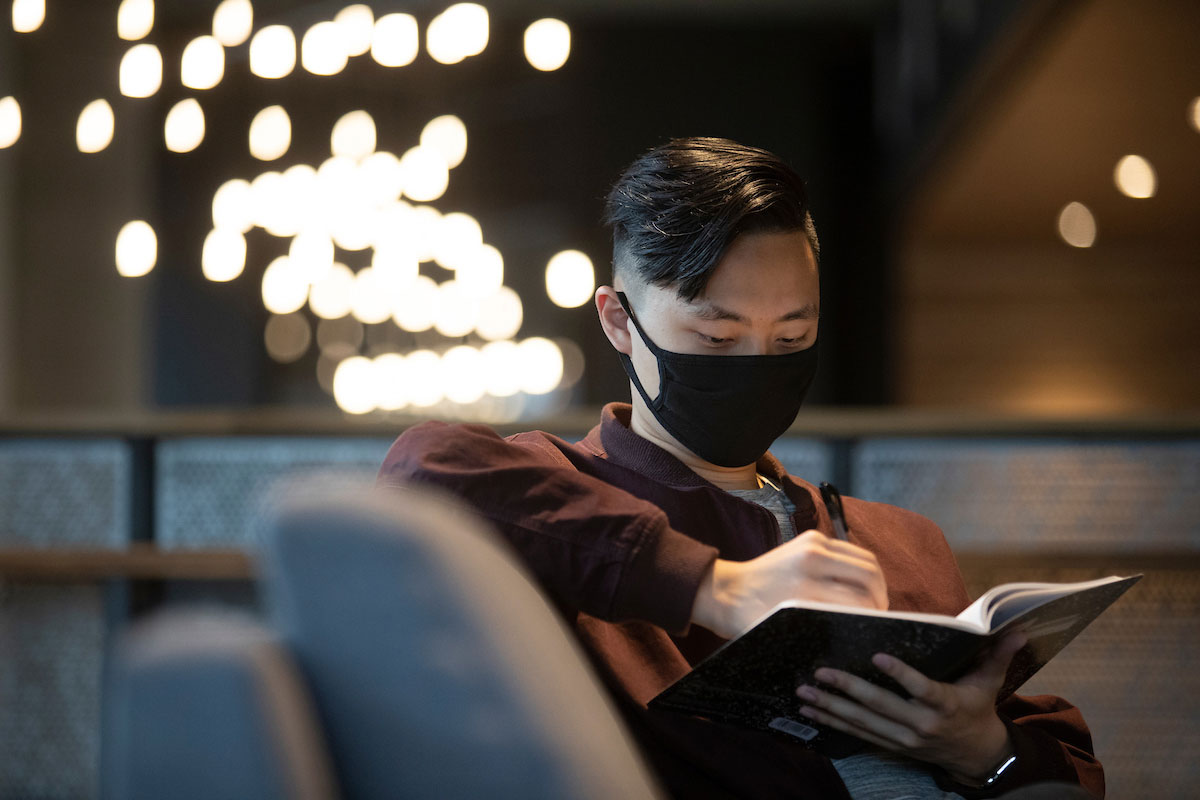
795, 632, 1028, 784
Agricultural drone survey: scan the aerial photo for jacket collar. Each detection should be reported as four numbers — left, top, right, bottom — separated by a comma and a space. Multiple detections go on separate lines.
583, 403, 818, 518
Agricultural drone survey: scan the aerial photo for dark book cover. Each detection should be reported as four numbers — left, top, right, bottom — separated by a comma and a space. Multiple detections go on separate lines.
650, 575, 1140, 758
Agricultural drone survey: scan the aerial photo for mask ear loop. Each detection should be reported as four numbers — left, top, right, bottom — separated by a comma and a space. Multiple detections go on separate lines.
615, 291, 668, 411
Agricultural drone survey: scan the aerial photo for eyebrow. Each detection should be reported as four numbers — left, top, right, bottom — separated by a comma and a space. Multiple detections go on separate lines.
687, 301, 820, 323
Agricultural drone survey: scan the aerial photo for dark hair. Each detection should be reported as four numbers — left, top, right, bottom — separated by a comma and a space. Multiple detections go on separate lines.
602, 137, 819, 301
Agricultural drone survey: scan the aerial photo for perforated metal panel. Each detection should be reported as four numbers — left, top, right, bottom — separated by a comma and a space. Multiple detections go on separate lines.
961, 562, 1200, 800
769, 438, 836, 485
0, 439, 131, 547
852, 440, 1200, 551
0, 582, 105, 799
155, 437, 394, 548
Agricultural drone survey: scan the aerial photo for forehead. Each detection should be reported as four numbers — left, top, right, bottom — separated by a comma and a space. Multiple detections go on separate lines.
682, 230, 819, 321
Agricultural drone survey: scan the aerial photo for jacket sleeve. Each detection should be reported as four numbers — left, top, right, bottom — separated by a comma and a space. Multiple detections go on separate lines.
376, 420, 718, 634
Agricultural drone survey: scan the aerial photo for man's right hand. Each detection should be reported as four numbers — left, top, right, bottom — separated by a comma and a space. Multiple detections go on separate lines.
690, 531, 888, 640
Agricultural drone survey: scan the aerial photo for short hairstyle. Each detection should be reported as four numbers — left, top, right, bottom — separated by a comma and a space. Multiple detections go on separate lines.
602, 137, 819, 302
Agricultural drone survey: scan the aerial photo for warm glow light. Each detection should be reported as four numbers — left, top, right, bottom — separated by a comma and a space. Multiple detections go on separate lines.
405, 349, 443, 407
77, 99, 115, 153
441, 345, 485, 404
249, 105, 291, 161
1057, 202, 1096, 249
360, 151, 405, 206
289, 231, 335, 282
420, 115, 467, 169
250, 25, 296, 79
373, 352, 407, 410
406, 205, 442, 261
399, 145, 449, 201
333, 356, 377, 414
115, 220, 157, 277
302, 20, 349, 76
524, 19, 570, 71
1114, 154, 1156, 199
164, 98, 205, 153
426, 3, 488, 65
212, 0, 252, 47
392, 274, 440, 332
309, 262, 356, 319
318, 315, 363, 354
1191, 98, 1200, 134
202, 228, 247, 281
371, 12, 418, 67
117, 0, 153, 40
434, 280, 481, 338
212, 178, 253, 232
476, 286, 523, 341
264, 312, 312, 363
481, 340, 521, 397
12, 0, 44, 33
454, 243, 504, 297
330, 110, 376, 160
120, 44, 163, 98
0, 97, 20, 148
262, 256, 310, 314
545, 249, 595, 308
432, 212, 482, 269
336, 4, 374, 57
517, 337, 564, 395
181, 35, 225, 90
349, 267, 395, 324
249, 171, 284, 230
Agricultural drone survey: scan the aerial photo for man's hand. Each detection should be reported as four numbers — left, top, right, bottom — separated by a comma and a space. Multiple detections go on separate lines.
795, 632, 1028, 784
691, 530, 887, 639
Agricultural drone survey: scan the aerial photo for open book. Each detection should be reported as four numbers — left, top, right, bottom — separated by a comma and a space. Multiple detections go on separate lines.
650, 574, 1140, 758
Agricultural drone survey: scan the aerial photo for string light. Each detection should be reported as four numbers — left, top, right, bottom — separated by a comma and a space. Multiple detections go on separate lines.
0, 97, 20, 148
1113, 154, 1156, 199
1057, 202, 1096, 249
371, 12, 419, 67
373, 352, 408, 410
398, 145, 449, 201
201, 228, 248, 281
333, 356, 377, 414
248, 105, 291, 161
524, 19, 570, 71
301, 20, 349, 76
420, 115, 468, 168
212, 178, 254, 232
76, 99, 115, 153
115, 220, 157, 277
335, 5, 374, 57
117, 0, 154, 41
212, 0, 252, 47
261, 256, 310, 315
250, 25, 296, 79
426, 3, 488, 65
545, 249, 595, 308
330, 110, 376, 160
164, 98, 205, 153
181, 35, 225, 90
120, 44, 163, 98
12, 0, 44, 33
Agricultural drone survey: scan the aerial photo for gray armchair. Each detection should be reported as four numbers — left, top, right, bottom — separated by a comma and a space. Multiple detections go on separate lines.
102, 483, 663, 800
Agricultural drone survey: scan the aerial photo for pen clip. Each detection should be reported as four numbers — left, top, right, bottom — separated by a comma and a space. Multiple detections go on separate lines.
819, 482, 850, 541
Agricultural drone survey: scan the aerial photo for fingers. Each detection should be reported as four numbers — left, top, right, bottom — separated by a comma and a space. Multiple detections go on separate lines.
796, 673, 930, 750
788, 531, 889, 610
965, 631, 1028, 688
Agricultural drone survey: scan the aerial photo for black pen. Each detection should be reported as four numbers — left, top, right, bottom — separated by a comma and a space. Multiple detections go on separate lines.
819, 482, 850, 541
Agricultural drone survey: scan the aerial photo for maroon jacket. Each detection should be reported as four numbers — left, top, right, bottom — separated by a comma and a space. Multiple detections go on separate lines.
378, 403, 1104, 798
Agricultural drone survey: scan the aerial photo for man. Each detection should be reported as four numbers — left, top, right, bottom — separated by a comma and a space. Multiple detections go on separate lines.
378, 138, 1102, 798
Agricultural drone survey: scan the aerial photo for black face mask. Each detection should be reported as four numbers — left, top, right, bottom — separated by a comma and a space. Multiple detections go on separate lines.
615, 291, 819, 468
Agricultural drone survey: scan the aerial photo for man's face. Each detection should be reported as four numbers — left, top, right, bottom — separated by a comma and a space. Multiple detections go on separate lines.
622, 229, 820, 399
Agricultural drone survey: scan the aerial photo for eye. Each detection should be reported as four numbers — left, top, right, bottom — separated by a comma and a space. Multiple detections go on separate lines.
697, 333, 732, 346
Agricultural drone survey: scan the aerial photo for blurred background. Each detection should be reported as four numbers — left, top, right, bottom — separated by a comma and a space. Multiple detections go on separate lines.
0, 1, 1198, 798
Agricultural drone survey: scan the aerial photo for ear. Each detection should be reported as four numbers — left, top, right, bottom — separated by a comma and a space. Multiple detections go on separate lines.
595, 286, 633, 355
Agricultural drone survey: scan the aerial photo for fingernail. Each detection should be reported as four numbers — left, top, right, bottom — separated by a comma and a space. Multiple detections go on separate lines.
797, 685, 818, 702
814, 668, 834, 683
872, 653, 893, 669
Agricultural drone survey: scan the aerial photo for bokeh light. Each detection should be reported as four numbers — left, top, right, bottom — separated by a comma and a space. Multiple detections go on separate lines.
12, 0, 44, 33
545, 249, 595, 308
481, 340, 522, 397
261, 255, 310, 315
309, 262, 356, 319
454, 243, 504, 298
476, 286, 523, 341
181, 35, 225, 90
264, 312, 312, 364
201, 228, 247, 281
333, 356, 377, 414
77, 99, 115, 153
1113, 154, 1156, 199
442, 345, 486, 404
373, 352, 407, 410
517, 337, 564, 395
434, 280, 481, 338
426, 3, 489, 65
1191, 98, 1200, 133
399, 145, 449, 201
115, 220, 157, 277
330, 110, 376, 160
212, 178, 254, 232
1057, 202, 1097, 248
212, 0, 253, 47
404, 349, 443, 407
349, 267, 395, 324
249, 105, 291, 161
289, 230, 335, 282
335, 5, 374, 57
302, 20, 349, 76
164, 98, 205, 153
524, 19, 570, 71
371, 12, 419, 67
250, 25, 296, 79
0, 97, 20, 148
117, 0, 154, 41
420, 115, 468, 168
392, 274, 440, 332
120, 44, 163, 98
432, 212, 482, 269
